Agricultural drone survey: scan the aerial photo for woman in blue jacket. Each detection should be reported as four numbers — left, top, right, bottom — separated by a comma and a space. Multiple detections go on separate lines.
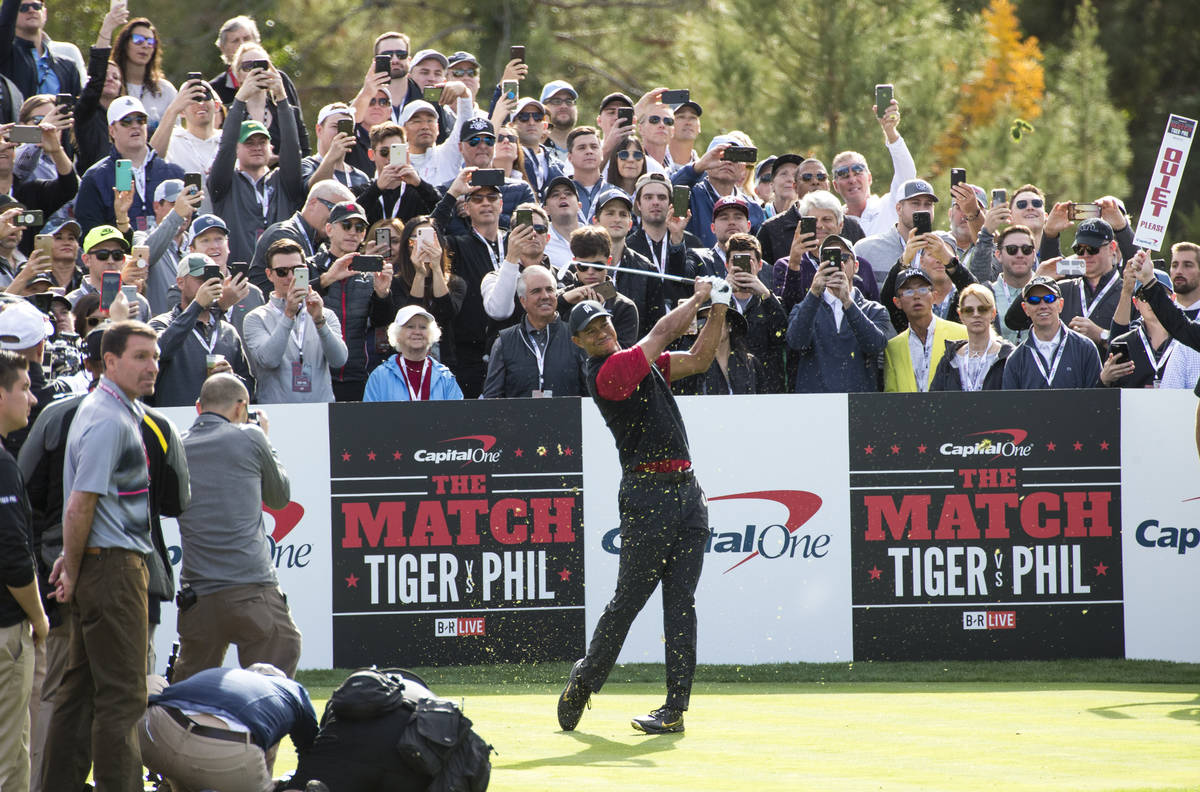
364, 305, 463, 401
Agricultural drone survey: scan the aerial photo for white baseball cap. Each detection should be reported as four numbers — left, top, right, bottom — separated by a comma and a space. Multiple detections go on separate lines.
393, 305, 435, 327
0, 300, 51, 350
107, 95, 148, 126
398, 100, 439, 126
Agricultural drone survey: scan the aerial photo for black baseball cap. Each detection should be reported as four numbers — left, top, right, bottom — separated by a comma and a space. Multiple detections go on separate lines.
771, 153, 805, 177
569, 300, 613, 335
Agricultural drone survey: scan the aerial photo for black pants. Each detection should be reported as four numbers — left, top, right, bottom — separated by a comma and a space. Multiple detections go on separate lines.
333, 378, 367, 402
579, 471, 708, 710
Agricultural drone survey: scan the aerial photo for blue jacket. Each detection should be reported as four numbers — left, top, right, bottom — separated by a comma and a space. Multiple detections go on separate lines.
1001, 324, 1101, 390
75, 148, 185, 235
364, 354, 464, 401
787, 289, 892, 393
670, 165, 765, 247
149, 667, 317, 752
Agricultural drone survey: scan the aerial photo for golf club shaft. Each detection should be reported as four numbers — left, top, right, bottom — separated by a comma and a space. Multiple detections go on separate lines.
588, 262, 695, 285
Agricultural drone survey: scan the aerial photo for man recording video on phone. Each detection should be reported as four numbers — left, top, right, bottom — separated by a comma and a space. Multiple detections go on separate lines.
830, 93, 915, 238
301, 102, 370, 193
671, 133, 765, 247
357, 121, 439, 225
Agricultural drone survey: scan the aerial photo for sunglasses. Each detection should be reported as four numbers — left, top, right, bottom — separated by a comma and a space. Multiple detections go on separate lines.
833, 163, 868, 179
272, 266, 303, 277
1014, 198, 1044, 209
1073, 244, 1100, 256
340, 221, 367, 233
29, 115, 45, 124
368, 97, 391, 107
1004, 244, 1035, 256
467, 192, 501, 203
1026, 294, 1058, 304
544, 97, 575, 106
378, 49, 408, 59
530, 224, 548, 234
130, 33, 157, 47
799, 172, 828, 182
117, 116, 147, 127
898, 286, 931, 297
958, 305, 992, 316
515, 111, 544, 122
90, 249, 125, 262
449, 68, 478, 78
19, 1, 43, 11
496, 134, 518, 143
617, 150, 644, 161
646, 115, 674, 126
574, 262, 604, 271
465, 135, 495, 147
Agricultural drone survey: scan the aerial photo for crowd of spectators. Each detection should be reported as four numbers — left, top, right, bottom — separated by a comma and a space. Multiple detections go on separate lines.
1, 0, 1200, 786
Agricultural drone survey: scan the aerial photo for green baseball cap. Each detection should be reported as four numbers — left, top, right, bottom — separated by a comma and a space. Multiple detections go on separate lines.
82, 225, 131, 253
238, 120, 271, 143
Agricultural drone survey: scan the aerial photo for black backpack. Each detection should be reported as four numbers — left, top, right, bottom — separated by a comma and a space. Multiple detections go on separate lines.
327, 667, 492, 792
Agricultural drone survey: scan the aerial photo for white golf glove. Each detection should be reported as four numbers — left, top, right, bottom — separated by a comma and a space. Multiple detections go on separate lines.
702, 275, 733, 306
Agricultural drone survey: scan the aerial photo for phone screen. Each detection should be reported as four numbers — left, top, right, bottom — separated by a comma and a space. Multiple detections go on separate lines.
913, 211, 932, 236
100, 271, 122, 311
875, 84, 893, 118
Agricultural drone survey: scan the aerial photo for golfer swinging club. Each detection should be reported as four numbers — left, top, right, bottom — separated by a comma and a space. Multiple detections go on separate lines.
560, 275, 732, 734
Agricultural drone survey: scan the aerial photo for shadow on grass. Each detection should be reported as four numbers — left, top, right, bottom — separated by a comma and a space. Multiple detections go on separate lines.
1088, 693, 1200, 725
501, 730, 683, 770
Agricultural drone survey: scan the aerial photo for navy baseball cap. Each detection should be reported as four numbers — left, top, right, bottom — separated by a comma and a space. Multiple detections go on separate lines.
189, 214, 228, 238
1022, 275, 1061, 297
569, 300, 613, 335
593, 188, 633, 216
1074, 218, 1114, 247
543, 175, 577, 201
896, 267, 933, 289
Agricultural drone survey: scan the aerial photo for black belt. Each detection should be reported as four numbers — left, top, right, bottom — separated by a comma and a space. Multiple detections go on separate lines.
627, 469, 695, 483
161, 705, 251, 744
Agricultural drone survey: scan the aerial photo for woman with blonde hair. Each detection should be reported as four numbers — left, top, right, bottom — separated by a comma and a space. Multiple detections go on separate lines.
930, 283, 1014, 391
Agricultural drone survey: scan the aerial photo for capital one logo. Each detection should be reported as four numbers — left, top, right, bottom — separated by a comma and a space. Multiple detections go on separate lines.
939, 428, 1033, 460
413, 435, 502, 466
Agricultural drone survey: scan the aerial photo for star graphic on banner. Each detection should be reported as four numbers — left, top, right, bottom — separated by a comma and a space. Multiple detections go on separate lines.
1100, 441, 1110, 451
563, 446, 574, 456
393, 451, 403, 460
537, 446, 548, 456
514, 448, 524, 458
864, 445, 874, 455
367, 451, 377, 461
1046, 442, 1056, 452
890, 445, 900, 455
917, 444, 927, 454
558, 568, 571, 582
1073, 441, 1083, 451
341, 451, 351, 462
1094, 562, 1108, 576
868, 566, 882, 580
345, 573, 359, 588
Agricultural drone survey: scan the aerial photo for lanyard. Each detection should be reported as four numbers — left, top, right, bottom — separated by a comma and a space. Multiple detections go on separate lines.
1137, 328, 1176, 382
1030, 327, 1067, 385
397, 355, 431, 401
1079, 271, 1119, 320
378, 183, 407, 219
239, 171, 271, 221
959, 343, 993, 392
474, 230, 502, 270
290, 218, 314, 257
912, 328, 936, 392
519, 324, 550, 390
269, 303, 307, 354
191, 318, 219, 354
935, 287, 957, 318
646, 234, 667, 273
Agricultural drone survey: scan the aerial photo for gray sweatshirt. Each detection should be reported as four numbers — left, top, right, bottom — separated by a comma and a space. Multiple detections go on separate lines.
178, 412, 289, 596
242, 294, 347, 403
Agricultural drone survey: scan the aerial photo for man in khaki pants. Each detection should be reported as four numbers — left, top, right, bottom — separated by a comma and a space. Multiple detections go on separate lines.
173, 373, 301, 680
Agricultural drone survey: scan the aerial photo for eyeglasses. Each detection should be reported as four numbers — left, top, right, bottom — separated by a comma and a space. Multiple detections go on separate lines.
617, 150, 644, 161
646, 115, 674, 126
1014, 198, 1044, 209
1004, 244, 1035, 256
515, 111, 544, 122
90, 249, 126, 262
130, 33, 157, 47
833, 163, 868, 179
496, 134, 518, 143
799, 172, 828, 182
958, 305, 992, 316
898, 286, 931, 297
759, 175, 773, 183
18, 2, 43, 11
449, 68, 478, 78
1073, 244, 1100, 256
467, 193, 501, 203
117, 116, 147, 127
340, 221, 367, 233
272, 266, 302, 277
368, 97, 391, 107
465, 135, 495, 147
544, 97, 575, 106
378, 49, 408, 60
1026, 294, 1058, 304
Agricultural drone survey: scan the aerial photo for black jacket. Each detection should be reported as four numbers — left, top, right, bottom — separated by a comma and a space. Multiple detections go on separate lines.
355, 178, 440, 225
756, 205, 865, 269
738, 293, 790, 394
312, 248, 397, 384
481, 318, 587, 398
930, 339, 1015, 391
74, 46, 114, 171
626, 226, 697, 308
674, 348, 765, 395
431, 191, 504, 357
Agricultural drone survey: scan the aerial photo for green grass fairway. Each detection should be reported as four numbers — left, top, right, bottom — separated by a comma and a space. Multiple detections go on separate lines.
270, 662, 1199, 791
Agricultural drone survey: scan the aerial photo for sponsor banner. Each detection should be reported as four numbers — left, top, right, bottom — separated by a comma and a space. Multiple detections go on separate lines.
1120, 389, 1200, 661
1132, 113, 1196, 250
848, 391, 1124, 661
583, 395, 853, 665
152, 404, 334, 671
329, 399, 584, 667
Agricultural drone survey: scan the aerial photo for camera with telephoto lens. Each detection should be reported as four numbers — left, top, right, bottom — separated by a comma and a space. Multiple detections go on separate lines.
44, 333, 83, 379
